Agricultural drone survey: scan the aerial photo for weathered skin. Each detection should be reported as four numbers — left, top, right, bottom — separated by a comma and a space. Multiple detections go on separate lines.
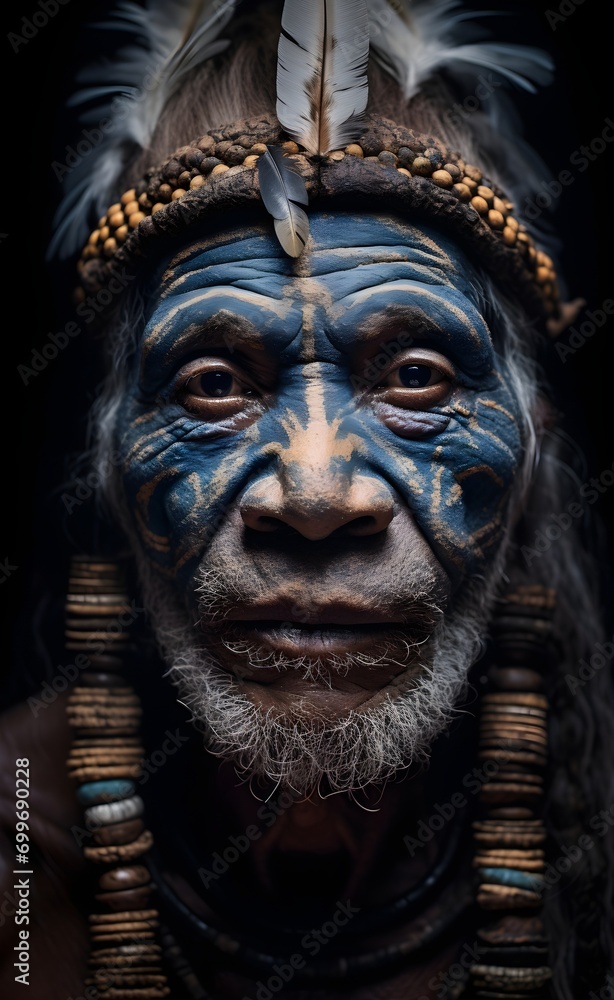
115, 212, 523, 713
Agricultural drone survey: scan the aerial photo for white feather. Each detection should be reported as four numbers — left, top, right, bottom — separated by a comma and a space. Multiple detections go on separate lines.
368, 0, 553, 100
276, 0, 369, 156
49, 0, 237, 260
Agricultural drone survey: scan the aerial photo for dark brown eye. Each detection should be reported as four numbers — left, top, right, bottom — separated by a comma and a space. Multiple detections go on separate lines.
396, 364, 445, 389
189, 370, 243, 398
175, 359, 261, 421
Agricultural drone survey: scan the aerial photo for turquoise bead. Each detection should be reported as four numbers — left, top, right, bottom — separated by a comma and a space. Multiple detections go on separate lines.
76, 779, 135, 805
479, 867, 543, 891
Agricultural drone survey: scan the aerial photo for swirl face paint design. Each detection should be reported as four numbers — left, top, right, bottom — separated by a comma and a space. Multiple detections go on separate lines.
113, 213, 524, 611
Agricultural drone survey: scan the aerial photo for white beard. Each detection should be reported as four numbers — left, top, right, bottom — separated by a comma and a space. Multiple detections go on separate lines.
138, 550, 508, 797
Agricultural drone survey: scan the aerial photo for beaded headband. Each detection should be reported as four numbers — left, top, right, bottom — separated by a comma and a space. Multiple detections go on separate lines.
76, 113, 561, 326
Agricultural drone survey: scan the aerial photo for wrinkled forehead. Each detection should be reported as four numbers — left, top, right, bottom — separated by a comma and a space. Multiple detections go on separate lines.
153, 212, 484, 310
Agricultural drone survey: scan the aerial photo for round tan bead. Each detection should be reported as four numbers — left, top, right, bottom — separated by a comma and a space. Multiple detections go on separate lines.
88, 230, 100, 246
138, 193, 151, 209
103, 238, 118, 256
107, 203, 121, 216
158, 183, 172, 202
432, 169, 453, 188
171, 188, 185, 200
281, 140, 300, 154
505, 215, 519, 232
120, 189, 136, 207
493, 196, 507, 214
464, 163, 482, 181
250, 143, 268, 154
123, 200, 139, 217
115, 225, 129, 242
488, 209, 505, 229
178, 170, 191, 186
211, 163, 230, 176
151, 203, 165, 214
109, 212, 124, 228
128, 211, 145, 228
242, 154, 259, 168
328, 150, 345, 161
99, 226, 110, 241
453, 182, 471, 201
397, 167, 411, 177
471, 196, 489, 215
477, 185, 494, 204
462, 176, 478, 192
345, 143, 364, 157
98, 216, 108, 228
189, 174, 206, 188
412, 156, 432, 175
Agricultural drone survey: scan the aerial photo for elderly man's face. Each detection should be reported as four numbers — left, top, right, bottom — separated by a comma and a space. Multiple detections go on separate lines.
111, 212, 524, 784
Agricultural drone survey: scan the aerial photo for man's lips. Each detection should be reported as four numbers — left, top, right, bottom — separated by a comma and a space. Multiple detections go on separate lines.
221, 619, 408, 660
198, 595, 437, 690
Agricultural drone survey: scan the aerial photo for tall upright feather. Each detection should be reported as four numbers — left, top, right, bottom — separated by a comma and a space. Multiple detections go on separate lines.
49, 0, 237, 260
276, 0, 369, 156
368, 0, 553, 100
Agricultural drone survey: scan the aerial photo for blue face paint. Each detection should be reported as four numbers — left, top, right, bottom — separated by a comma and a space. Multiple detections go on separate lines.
114, 213, 523, 603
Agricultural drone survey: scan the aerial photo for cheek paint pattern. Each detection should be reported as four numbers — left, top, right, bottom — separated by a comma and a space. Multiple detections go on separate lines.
116, 355, 521, 598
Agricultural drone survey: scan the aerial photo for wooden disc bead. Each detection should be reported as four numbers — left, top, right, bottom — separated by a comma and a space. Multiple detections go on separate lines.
92, 818, 145, 846
91, 943, 161, 957
99, 866, 151, 892
86, 988, 170, 999
488, 807, 535, 820
474, 857, 545, 872
90, 909, 159, 924
483, 693, 548, 710
78, 673, 126, 687
84, 830, 154, 864
477, 914, 547, 946
477, 884, 541, 909
489, 668, 543, 691
95, 886, 153, 910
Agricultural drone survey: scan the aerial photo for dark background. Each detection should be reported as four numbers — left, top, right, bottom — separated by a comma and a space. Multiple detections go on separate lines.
0, 0, 612, 704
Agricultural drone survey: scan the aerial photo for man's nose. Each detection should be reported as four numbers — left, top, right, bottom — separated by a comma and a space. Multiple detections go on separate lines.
240, 470, 394, 540
239, 410, 394, 541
